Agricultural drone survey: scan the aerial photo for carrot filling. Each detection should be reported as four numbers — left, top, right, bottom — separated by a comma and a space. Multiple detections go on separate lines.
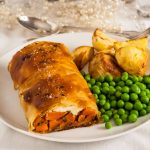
34, 108, 98, 132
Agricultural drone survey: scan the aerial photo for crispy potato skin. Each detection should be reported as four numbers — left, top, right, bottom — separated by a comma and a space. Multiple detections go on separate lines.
115, 46, 148, 76
92, 28, 116, 52
72, 46, 94, 70
89, 53, 122, 78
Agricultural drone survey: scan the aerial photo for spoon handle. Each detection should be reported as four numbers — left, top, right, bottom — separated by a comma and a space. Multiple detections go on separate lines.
61, 25, 147, 39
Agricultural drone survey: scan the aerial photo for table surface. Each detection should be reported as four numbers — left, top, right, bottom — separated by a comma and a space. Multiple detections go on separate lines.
0, 4, 150, 150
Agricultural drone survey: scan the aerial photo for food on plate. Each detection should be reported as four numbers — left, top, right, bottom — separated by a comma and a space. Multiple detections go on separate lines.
88, 53, 122, 78
114, 37, 148, 51
115, 46, 148, 76
72, 46, 94, 70
82, 71, 150, 129
8, 41, 100, 133
92, 28, 116, 52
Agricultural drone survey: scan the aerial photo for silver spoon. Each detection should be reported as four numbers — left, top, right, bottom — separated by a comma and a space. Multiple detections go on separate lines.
17, 16, 150, 40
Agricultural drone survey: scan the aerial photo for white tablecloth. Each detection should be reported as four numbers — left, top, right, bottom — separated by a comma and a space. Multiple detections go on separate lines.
0, 10, 150, 150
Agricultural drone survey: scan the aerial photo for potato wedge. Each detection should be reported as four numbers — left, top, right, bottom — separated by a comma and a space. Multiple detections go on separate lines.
92, 28, 116, 52
114, 37, 148, 51
72, 46, 94, 70
115, 46, 148, 76
89, 53, 122, 78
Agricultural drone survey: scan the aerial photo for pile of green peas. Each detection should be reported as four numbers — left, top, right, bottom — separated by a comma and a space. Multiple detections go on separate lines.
81, 71, 150, 129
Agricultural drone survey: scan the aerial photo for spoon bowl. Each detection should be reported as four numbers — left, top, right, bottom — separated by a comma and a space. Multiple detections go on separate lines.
17, 16, 60, 36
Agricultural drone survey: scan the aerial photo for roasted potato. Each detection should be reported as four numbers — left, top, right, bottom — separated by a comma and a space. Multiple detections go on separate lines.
72, 46, 94, 70
89, 53, 122, 78
92, 28, 116, 52
115, 46, 148, 76
114, 37, 148, 51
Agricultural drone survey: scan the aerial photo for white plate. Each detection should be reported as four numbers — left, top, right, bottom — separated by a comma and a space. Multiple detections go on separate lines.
0, 32, 150, 143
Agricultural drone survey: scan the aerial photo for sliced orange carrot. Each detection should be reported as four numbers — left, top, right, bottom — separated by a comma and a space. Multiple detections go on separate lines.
46, 112, 67, 120
78, 115, 85, 122
66, 113, 75, 122
34, 117, 45, 126
49, 120, 61, 131
35, 123, 48, 132
82, 108, 96, 116
59, 122, 66, 129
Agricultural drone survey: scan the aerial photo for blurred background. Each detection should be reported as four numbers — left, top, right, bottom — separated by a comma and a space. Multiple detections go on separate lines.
0, 0, 149, 54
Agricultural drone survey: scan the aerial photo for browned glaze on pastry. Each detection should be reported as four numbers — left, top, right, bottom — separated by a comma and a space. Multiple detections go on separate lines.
8, 41, 100, 133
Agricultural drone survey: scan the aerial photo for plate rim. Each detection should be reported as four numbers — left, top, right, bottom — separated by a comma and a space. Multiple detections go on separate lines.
0, 32, 150, 143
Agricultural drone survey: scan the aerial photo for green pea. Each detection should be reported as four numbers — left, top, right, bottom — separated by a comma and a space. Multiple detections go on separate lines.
143, 76, 150, 84
118, 108, 125, 115
118, 81, 125, 87
139, 109, 147, 116
96, 98, 99, 104
132, 75, 139, 83
110, 81, 116, 86
105, 110, 113, 118
110, 95, 116, 101
110, 100, 117, 108
146, 106, 150, 113
117, 100, 124, 108
116, 86, 122, 91
89, 78, 96, 85
115, 91, 122, 98
139, 91, 147, 97
100, 108, 105, 114
99, 99, 106, 106
104, 102, 111, 110
128, 114, 137, 123
87, 83, 92, 89
130, 110, 139, 117
97, 76, 104, 82
142, 104, 147, 109
125, 102, 133, 110
80, 70, 85, 76
96, 82, 101, 87
130, 93, 138, 101
85, 74, 91, 81
114, 76, 121, 82
121, 93, 129, 101
137, 83, 146, 90
121, 72, 128, 81
112, 109, 118, 114
102, 86, 109, 94
105, 122, 112, 129
109, 86, 116, 95
122, 86, 130, 93
115, 118, 122, 126
126, 80, 133, 86
93, 94, 98, 99
113, 114, 119, 119
92, 85, 100, 94
138, 76, 143, 82
141, 96, 149, 104
99, 94, 106, 100
145, 89, 150, 95
131, 84, 141, 94
147, 93, 150, 99
102, 82, 109, 87
120, 114, 128, 123
105, 75, 113, 82
134, 101, 143, 110
102, 114, 109, 122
